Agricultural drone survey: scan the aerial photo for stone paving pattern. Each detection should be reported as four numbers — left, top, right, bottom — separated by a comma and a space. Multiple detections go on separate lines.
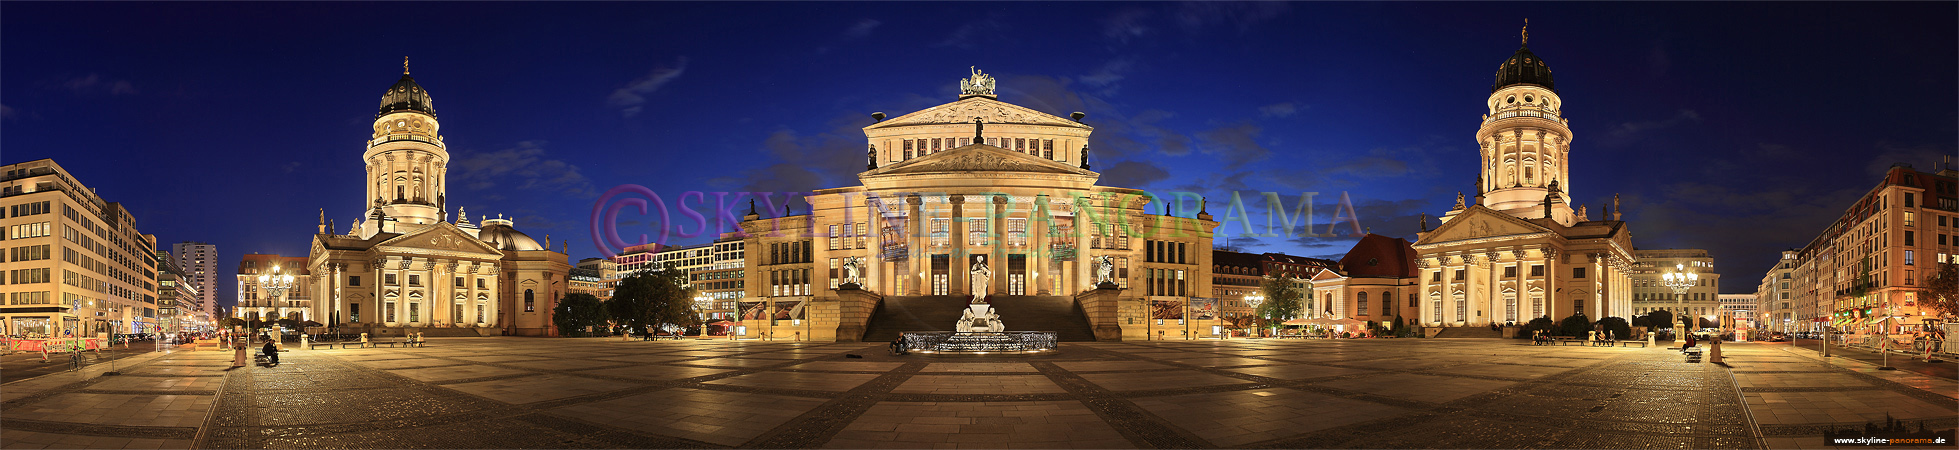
1, 337, 1952, 449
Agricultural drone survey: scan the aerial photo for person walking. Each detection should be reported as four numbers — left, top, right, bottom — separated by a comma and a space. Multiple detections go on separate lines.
231, 336, 248, 368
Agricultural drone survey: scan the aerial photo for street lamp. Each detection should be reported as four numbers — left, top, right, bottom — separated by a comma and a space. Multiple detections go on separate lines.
1661, 264, 1697, 341
256, 266, 295, 341
693, 293, 712, 338
1244, 291, 1266, 339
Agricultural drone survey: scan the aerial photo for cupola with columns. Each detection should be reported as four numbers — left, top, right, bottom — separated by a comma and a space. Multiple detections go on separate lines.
1471, 20, 1577, 226
363, 57, 449, 233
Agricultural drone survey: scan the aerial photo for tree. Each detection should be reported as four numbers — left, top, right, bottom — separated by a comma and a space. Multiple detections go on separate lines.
608, 268, 701, 335
1923, 262, 1959, 318
1646, 310, 1675, 333
1595, 317, 1631, 341
1631, 316, 1651, 328
219, 317, 246, 329
1521, 316, 1556, 338
1255, 275, 1304, 334
1559, 314, 1591, 337
553, 293, 608, 336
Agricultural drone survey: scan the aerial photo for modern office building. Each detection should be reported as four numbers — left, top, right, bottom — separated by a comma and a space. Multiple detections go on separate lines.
0, 159, 161, 336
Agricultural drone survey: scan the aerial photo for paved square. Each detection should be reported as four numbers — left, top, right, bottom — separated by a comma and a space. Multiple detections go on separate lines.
2, 337, 1951, 449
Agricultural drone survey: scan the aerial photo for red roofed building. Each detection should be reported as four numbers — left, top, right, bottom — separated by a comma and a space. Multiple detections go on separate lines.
1309, 235, 1422, 331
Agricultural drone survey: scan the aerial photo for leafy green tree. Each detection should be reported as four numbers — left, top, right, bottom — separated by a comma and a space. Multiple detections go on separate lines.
553, 293, 608, 336
1645, 310, 1675, 338
1922, 262, 1958, 318
1521, 316, 1556, 338
1254, 275, 1304, 334
608, 268, 701, 335
219, 317, 246, 329
1558, 314, 1591, 337
1595, 317, 1631, 340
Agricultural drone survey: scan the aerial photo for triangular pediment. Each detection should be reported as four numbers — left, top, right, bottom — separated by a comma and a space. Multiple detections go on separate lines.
863, 143, 1096, 177
1417, 206, 1553, 245
1310, 269, 1346, 282
374, 222, 503, 256
869, 96, 1090, 130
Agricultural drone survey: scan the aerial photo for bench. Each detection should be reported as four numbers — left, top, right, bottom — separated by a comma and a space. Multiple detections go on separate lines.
368, 341, 399, 348
405, 339, 426, 348
1619, 341, 1648, 348
307, 342, 337, 350
1557, 338, 1586, 346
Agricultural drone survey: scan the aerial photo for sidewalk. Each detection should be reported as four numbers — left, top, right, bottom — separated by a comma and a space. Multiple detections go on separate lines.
0, 347, 221, 449
1716, 342, 1958, 450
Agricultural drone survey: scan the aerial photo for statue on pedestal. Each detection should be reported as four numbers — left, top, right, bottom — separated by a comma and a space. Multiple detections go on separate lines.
840, 256, 863, 288
970, 255, 992, 303
1094, 255, 1116, 288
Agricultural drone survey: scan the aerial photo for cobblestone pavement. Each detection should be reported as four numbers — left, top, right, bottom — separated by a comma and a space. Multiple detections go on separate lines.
1, 337, 1952, 449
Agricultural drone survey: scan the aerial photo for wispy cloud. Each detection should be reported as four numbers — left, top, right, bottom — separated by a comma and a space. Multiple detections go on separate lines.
451, 140, 597, 199
1194, 123, 1271, 169
1101, 8, 1153, 43
935, 17, 1006, 49
1099, 160, 1172, 188
1601, 109, 1700, 146
608, 57, 688, 117
63, 74, 136, 95
842, 19, 881, 40
1258, 102, 1299, 118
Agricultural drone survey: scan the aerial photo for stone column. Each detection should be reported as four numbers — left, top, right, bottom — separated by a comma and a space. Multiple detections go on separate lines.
1074, 196, 1093, 294
992, 195, 1008, 296
1033, 195, 1050, 295
949, 194, 967, 296
907, 195, 923, 296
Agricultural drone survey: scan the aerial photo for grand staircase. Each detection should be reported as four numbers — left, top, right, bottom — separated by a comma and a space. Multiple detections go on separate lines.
861, 295, 1098, 342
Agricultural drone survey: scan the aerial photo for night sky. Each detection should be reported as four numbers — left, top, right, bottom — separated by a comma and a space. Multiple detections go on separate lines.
4, 2, 1953, 308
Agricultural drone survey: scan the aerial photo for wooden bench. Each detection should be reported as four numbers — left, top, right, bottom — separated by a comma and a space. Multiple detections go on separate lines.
1556, 338, 1586, 346
1618, 341, 1648, 348
307, 342, 337, 350
368, 341, 399, 348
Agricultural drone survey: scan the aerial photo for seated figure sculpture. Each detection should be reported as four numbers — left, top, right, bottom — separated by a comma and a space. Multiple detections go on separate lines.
955, 305, 1006, 333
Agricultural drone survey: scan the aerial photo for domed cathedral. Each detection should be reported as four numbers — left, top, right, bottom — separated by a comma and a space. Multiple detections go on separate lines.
304, 59, 571, 338
1412, 24, 1637, 329
737, 68, 1221, 342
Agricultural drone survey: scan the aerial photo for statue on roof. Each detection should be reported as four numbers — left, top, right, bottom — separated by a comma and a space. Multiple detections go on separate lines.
959, 66, 996, 97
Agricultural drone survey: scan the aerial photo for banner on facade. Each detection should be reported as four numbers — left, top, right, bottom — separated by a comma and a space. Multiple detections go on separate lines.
773, 299, 806, 321
1189, 297, 1219, 320
739, 301, 769, 320
1151, 299, 1183, 320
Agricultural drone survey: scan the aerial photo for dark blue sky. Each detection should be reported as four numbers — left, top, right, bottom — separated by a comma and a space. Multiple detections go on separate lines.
4, 2, 1953, 306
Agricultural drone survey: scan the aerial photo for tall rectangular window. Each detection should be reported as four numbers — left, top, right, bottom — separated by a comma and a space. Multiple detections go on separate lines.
828, 225, 840, 250
1573, 267, 1587, 278
1043, 140, 1053, 159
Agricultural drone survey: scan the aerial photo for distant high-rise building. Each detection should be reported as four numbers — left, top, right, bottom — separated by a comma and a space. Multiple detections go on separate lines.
172, 242, 219, 320
0, 159, 161, 336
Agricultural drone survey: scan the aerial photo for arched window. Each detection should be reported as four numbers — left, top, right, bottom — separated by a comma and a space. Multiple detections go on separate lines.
1357, 292, 1369, 316
525, 289, 535, 312
1381, 291, 1392, 316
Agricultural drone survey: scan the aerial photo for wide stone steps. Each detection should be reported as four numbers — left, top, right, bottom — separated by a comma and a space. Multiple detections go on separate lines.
862, 295, 1098, 342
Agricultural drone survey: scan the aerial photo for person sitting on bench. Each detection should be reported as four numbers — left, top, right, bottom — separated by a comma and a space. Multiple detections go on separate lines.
261, 340, 280, 366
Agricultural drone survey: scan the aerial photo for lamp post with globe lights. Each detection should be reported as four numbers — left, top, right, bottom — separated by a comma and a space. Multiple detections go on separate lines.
693, 293, 713, 338
1662, 264, 1698, 342
1244, 291, 1266, 339
257, 266, 295, 344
